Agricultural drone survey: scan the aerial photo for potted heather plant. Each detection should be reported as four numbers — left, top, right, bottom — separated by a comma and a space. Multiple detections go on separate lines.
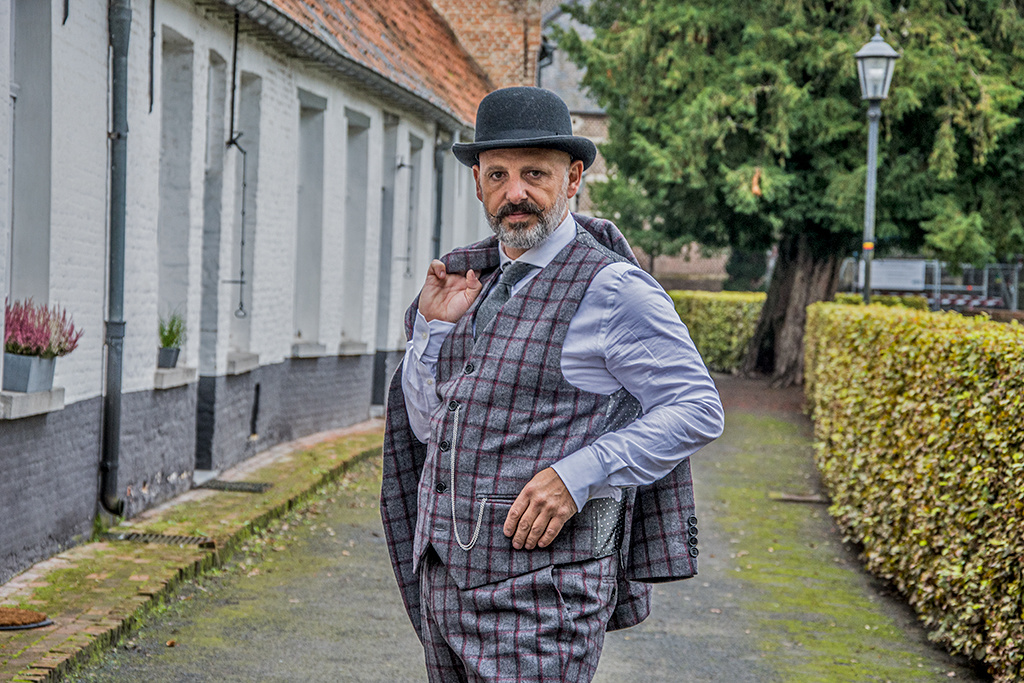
3, 299, 83, 393
157, 311, 186, 368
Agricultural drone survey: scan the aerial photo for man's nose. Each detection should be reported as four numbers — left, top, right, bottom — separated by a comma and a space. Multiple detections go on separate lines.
505, 176, 528, 203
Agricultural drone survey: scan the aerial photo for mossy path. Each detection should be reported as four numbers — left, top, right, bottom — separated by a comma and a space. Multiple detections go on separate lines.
68, 375, 987, 682
598, 375, 987, 682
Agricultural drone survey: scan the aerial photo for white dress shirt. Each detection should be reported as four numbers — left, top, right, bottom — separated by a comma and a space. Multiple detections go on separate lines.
402, 213, 724, 511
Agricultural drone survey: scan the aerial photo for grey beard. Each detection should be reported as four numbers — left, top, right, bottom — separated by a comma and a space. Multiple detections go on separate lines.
487, 192, 568, 252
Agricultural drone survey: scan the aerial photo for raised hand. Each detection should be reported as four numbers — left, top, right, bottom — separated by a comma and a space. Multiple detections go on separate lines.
418, 260, 483, 323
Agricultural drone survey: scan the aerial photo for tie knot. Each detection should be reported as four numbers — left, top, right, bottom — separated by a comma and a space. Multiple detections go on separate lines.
500, 261, 536, 287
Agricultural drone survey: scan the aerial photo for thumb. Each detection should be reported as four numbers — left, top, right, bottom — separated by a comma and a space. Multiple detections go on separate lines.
466, 269, 483, 295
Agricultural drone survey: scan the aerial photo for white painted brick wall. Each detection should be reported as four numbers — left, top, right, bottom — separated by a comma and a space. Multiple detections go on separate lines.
45, 0, 109, 404
0, 0, 11, 373
1, 0, 484, 411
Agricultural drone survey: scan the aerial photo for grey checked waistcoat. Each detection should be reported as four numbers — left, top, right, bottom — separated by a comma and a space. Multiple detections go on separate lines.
412, 228, 639, 590
381, 214, 699, 640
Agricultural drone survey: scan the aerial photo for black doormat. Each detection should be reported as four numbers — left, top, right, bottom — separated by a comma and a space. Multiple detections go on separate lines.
0, 607, 52, 631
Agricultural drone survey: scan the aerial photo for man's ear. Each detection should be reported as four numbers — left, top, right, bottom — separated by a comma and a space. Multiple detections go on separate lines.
566, 159, 585, 199
473, 165, 483, 202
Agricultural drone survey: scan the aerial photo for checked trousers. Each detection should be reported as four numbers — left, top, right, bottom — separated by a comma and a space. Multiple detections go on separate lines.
419, 548, 619, 683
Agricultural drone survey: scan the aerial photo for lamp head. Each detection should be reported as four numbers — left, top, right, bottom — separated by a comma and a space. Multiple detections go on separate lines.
855, 25, 900, 101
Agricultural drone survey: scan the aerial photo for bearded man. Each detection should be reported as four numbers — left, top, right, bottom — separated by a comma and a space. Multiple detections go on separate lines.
381, 86, 724, 682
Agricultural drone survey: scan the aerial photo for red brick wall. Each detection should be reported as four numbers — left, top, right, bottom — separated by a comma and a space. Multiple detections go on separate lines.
430, 0, 542, 89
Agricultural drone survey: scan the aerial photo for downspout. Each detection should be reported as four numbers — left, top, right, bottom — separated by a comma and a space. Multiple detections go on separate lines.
100, 0, 131, 516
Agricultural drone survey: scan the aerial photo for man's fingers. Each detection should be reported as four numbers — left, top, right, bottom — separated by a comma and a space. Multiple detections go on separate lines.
428, 260, 447, 281
524, 512, 558, 550
536, 518, 564, 549
506, 502, 540, 551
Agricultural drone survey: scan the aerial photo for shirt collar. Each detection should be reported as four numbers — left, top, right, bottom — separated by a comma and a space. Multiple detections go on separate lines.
498, 212, 577, 269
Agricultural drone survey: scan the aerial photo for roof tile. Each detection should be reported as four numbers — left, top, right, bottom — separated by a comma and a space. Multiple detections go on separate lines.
269, 0, 493, 126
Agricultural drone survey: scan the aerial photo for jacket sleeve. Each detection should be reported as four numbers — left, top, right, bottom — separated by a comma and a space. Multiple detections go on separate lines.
379, 298, 429, 640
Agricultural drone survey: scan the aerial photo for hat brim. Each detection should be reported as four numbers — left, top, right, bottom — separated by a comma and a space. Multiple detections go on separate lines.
452, 135, 597, 170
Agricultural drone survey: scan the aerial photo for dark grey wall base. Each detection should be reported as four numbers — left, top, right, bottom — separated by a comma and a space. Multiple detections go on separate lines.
118, 383, 199, 518
0, 397, 102, 585
197, 354, 375, 472
0, 353, 381, 585
373, 349, 404, 405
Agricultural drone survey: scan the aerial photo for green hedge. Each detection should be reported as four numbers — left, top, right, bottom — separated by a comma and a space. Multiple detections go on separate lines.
668, 290, 765, 372
833, 292, 931, 310
805, 303, 1024, 681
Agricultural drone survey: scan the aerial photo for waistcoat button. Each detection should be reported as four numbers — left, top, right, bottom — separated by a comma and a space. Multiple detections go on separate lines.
439, 440, 451, 451
448, 400, 459, 411
464, 362, 475, 374
435, 482, 447, 493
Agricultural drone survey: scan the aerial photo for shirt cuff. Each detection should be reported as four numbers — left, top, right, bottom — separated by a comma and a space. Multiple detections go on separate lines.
412, 311, 455, 361
550, 447, 621, 512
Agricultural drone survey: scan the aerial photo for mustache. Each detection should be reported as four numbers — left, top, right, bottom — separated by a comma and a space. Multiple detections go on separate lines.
497, 201, 543, 219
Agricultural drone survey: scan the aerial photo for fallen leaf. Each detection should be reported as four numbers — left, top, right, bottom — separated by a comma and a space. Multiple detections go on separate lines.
166, 640, 176, 647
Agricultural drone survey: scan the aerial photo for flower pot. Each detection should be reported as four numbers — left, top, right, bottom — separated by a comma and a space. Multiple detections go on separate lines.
157, 347, 180, 369
2, 353, 56, 393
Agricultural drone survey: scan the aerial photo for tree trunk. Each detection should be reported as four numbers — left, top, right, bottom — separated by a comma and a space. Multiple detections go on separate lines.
740, 233, 840, 387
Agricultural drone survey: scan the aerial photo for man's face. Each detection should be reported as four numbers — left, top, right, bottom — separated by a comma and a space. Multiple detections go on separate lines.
474, 148, 584, 254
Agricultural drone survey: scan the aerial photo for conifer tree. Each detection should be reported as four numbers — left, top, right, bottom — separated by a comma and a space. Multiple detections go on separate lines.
558, 0, 1024, 385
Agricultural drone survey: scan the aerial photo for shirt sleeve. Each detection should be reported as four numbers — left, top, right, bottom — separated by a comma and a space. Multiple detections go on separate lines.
549, 264, 725, 511
401, 311, 455, 443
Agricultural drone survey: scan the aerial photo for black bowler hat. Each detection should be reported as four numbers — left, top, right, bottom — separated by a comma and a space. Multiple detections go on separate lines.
452, 87, 597, 170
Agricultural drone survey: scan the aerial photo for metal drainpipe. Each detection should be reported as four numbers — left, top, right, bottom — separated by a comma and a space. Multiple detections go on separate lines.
100, 0, 131, 516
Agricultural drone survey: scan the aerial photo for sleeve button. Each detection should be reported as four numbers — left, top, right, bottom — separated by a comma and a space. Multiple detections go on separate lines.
439, 440, 451, 451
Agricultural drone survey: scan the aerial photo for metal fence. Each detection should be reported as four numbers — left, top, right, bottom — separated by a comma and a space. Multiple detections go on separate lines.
839, 258, 1023, 311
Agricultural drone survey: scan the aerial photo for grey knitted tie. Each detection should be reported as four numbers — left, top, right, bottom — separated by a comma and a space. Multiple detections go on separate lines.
474, 261, 537, 338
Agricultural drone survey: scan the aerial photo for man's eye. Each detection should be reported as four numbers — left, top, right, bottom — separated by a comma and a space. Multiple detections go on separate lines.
490, 172, 505, 181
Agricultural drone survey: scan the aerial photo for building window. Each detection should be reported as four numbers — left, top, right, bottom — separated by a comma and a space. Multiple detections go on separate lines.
228, 72, 261, 353
402, 134, 424, 306
341, 107, 370, 347
8, 0, 52, 303
157, 29, 194, 339
293, 89, 327, 345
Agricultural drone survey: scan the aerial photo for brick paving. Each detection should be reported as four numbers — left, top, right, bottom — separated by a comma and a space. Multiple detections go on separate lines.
0, 420, 384, 683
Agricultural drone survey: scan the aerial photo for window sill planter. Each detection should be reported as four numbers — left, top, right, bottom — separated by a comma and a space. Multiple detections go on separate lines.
157, 347, 180, 369
2, 353, 56, 393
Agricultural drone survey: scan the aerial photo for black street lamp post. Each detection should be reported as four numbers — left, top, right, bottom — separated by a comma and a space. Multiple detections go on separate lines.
855, 26, 899, 304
